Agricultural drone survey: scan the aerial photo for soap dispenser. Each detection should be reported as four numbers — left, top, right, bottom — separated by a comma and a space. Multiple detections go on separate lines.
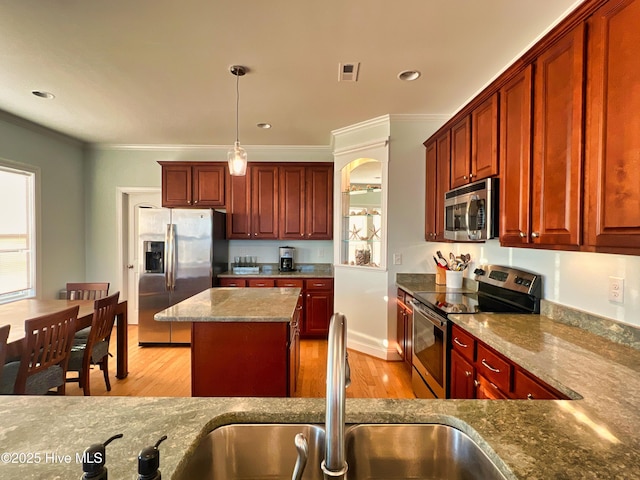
137, 435, 168, 480
80, 433, 123, 480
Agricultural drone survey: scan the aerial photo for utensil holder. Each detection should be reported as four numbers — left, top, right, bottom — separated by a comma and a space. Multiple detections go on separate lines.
435, 267, 447, 285
446, 270, 464, 289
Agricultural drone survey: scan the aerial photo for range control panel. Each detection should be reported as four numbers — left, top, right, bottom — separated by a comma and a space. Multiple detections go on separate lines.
474, 265, 542, 298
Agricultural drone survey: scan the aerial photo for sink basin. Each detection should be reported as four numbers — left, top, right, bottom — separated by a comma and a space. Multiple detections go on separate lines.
345, 424, 508, 480
177, 424, 326, 480
176, 423, 508, 480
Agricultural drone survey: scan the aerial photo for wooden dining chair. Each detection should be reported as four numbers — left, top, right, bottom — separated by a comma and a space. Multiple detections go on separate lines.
2, 306, 78, 395
0, 325, 9, 392
66, 282, 110, 301
67, 292, 119, 396
66, 282, 110, 341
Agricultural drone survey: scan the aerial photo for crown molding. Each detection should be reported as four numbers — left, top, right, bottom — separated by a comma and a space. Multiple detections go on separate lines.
90, 143, 332, 154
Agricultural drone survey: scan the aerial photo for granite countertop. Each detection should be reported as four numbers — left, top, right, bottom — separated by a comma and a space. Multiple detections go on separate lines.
154, 287, 300, 323
2, 288, 640, 478
218, 263, 333, 279
396, 273, 476, 295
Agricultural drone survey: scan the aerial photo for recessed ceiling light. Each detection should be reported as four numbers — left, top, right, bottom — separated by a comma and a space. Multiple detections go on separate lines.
257, 123, 272, 129
31, 90, 55, 99
397, 70, 421, 81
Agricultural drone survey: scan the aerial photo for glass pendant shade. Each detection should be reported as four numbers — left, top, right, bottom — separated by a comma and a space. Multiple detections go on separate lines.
228, 141, 248, 176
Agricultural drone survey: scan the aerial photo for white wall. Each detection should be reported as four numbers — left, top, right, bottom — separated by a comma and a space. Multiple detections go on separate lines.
0, 113, 86, 300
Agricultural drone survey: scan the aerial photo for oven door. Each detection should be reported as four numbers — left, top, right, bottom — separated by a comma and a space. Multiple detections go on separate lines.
411, 300, 447, 399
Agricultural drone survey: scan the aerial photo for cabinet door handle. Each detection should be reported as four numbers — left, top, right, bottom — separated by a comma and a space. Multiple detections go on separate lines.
474, 380, 480, 387
187, 200, 192, 205
465, 370, 472, 377
481, 359, 500, 373
194, 200, 198, 204
469, 173, 474, 179
463, 175, 468, 180
531, 232, 540, 238
453, 337, 468, 348
527, 393, 534, 400
519, 231, 526, 238
301, 233, 304, 237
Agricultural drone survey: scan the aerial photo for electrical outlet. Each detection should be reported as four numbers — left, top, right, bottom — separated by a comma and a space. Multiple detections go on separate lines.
393, 253, 402, 265
318, 248, 324, 258
608, 276, 624, 303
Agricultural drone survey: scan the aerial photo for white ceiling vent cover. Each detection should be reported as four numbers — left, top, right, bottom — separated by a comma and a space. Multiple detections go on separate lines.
338, 62, 360, 82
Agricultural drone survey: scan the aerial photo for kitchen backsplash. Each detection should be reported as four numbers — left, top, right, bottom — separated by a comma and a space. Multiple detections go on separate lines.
228, 239, 333, 265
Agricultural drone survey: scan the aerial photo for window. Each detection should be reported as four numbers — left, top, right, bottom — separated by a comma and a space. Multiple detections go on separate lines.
0, 165, 35, 303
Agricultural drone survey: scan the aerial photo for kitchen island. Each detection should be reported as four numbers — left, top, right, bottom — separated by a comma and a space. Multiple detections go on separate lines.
155, 287, 301, 397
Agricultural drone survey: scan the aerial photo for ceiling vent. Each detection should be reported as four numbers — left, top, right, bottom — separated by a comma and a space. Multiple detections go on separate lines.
338, 62, 360, 82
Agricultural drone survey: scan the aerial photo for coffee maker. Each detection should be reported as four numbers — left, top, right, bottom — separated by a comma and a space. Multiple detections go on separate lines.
279, 246, 295, 272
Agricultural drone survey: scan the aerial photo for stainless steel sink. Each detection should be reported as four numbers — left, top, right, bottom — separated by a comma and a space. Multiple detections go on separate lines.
345, 424, 508, 480
176, 424, 326, 480
175, 423, 509, 480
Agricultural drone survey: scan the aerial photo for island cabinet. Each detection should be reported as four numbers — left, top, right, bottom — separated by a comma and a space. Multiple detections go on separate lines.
279, 164, 333, 240
584, 0, 640, 253
192, 321, 293, 397
227, 164, 279, 239
449, 324, 568, 400
160, 162, 226, 208
530, 23, 585, 248
499, 65, 533, 246
424, 130, 450, 242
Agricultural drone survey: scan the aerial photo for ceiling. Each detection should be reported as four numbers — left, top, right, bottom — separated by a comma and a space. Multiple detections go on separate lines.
0, 0, 582, 147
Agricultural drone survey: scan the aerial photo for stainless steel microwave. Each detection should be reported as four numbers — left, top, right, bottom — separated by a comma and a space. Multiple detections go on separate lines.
444, 178, 497, 241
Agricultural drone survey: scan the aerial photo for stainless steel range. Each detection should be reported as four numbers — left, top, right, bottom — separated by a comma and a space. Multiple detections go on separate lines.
410, 265, 542, 399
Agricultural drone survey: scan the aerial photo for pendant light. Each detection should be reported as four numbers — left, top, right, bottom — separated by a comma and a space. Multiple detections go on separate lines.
228, 65, 248, 176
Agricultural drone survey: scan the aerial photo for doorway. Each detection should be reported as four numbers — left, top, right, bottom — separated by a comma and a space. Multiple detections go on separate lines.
118, 189, 161, 324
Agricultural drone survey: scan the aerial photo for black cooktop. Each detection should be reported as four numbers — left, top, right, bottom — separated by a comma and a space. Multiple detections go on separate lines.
413, 291, 480, 314
412, 264, 544, 316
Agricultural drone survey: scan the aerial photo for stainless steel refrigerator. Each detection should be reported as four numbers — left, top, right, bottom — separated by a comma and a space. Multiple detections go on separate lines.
138, 208, 227, 345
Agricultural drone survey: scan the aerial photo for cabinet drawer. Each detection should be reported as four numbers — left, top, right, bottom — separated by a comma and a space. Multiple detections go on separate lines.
275, 279, 304, 288
219, 278, 246, 287
513, 369, 558, 400
304, 278, 333, 290
248, 278, 275, 288
451, 324, 476, 362
397, 288, 406, 304
476, 343, 512, 393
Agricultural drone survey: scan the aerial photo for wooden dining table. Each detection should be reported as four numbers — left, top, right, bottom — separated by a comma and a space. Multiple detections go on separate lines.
0, 298, 128, 379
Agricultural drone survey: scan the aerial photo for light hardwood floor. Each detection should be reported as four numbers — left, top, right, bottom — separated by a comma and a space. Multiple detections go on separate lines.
66, 325, 415, 398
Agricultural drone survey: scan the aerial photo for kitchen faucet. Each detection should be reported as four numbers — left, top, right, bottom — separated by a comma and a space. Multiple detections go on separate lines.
321, 312, 350, 478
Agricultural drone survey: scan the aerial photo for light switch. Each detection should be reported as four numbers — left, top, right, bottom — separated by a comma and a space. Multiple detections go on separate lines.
608, 277, 624, 303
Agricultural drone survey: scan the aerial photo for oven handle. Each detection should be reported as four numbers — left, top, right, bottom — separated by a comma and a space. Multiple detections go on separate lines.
409, 300, 446, 330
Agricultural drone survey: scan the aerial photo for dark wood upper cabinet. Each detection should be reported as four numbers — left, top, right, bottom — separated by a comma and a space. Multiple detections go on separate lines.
531, 23, 585, 247
450, 116, 472, 188
472, 93, 499, 182
499, 65, 533, 246
279, 163, 333, 240
279, 165, 306, 239
584, 0, 640, 251
424, 139, 438, 241
160, 162, 226, 208
435, 132, 451, 241
305, 165, 333, 240
226, 168, 252, 239
250, 164, 279, 239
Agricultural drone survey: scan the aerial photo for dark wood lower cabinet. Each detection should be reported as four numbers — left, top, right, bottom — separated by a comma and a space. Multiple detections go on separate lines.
218, 277, 334, 338
191, 321, 293, 397
449, 324, 568, 400
303, 279, 334, 338
396, 289, 413, 370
